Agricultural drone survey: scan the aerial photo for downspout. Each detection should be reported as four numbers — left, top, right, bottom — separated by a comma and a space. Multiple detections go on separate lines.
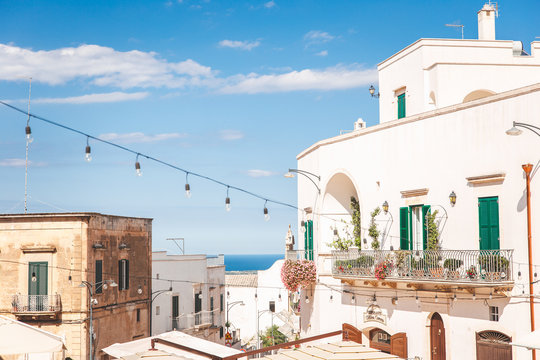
523, 163, 535, 360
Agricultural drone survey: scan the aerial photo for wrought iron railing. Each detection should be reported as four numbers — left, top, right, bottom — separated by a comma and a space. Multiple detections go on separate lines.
11, 294, 62, 313
331, 249, 513, 283
174, 309, 221, 330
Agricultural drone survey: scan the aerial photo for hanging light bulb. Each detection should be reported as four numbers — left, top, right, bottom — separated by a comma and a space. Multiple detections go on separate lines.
330, 293, 333, 302
472, 292, 476, 301
415, 295, 419, 304
264, 201, 270, 221
135, 154, 142, 176
435, 294, 439, 303
453, 294, 457, 303
185, 173, 191, 198
25, 125, 33, 143
85, 137, 92, 162
489, 292, 493, 300
31, 272, 37, 282
393, 296, 399, 306
518, 270, 522, 280
351, 295, 355, 304
225, 187, 231, 211
305, 295, 310, 304
278, 292, 282, 302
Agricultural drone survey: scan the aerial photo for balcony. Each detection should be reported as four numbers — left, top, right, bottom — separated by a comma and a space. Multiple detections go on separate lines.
331, 249, 514, 287
11, 294, 62, 320
173, 309, 221, 331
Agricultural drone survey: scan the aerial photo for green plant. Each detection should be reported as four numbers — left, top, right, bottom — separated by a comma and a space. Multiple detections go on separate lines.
425, 210, 440, 250
394, 250, 411, 270
350, 197, 362, 248
411, 258, 426, 270
327, 225, 353, 251
478, 254, 509, 272
260, 325, 288, 347
368, 207, 381, 249
356, 254, 375, 268
443, 258, 463, 271
225, 321, 231, 328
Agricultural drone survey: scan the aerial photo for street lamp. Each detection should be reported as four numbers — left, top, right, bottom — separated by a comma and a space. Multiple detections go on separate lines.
226, 300, 245, 329
79, 280, 117, 360
256, 309, 275, 356
506, 121, 540, 137
150, 283, 173, 335
284, 169, 321, 194
369, 85, 380, 98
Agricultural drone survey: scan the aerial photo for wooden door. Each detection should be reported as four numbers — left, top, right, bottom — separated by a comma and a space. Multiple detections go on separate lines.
430, 313, 446, 360
476, 331, 512, 360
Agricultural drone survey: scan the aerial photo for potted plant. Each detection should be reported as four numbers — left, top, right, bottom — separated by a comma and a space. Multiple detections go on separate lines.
374, 260, 393, 280
443, 258, 463, 279
394, 250, 411, 276
466, 265, 477, 280
411, 258, 426, 278
478, 254, 509, 280
356, 254, 375, 276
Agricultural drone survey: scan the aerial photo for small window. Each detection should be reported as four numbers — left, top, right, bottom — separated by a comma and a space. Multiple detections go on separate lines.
118, 259, 129, 290
489, 306, 499, 321
397, 93, 406, 119
220, 294, 224, 312
220, 326, 224, 338
95, 260, 103, 294
156, 306, 160, 316
136, 309, 141, 322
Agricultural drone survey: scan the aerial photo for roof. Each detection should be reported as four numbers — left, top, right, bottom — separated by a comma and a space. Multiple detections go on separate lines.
225, 273, 258, 287
0, 315, 66, 355
261, 341, 401, 360
102, 331, 242, 360
0, 212, 153, 221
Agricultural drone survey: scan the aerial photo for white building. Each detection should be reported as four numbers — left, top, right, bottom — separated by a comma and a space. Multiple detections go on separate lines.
152, 251, 226, 344
294, 4, 540, 360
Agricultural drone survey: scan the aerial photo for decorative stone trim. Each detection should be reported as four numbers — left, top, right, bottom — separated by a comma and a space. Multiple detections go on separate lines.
21, 246, 57, 253
466, 173, 505, 185
400, 188, 429, 198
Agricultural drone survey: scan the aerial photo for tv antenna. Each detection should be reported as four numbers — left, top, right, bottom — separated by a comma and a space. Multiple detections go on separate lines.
167, 237, 185, 255
445, 24, 464, 39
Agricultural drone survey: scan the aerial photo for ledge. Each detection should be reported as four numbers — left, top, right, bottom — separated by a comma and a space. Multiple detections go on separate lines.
400, 188, 429, 198
21, 246, 57, 253
466, 173, 506, 186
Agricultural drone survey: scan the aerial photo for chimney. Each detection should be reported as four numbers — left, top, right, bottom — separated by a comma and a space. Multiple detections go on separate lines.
478, 3, 496, 40
354, 118, 366, 130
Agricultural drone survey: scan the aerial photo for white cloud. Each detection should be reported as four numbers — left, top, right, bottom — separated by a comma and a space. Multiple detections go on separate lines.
304, 30, 335, 45
247, 169, 277, 178
316, 50, 328, 57
264, 1, 276, 8
219, 65, 378, 94
0, 43, 213, 89
33, 92, 149, 104
0, 158, 46, 167
98, 132, 187, 144
218, 40, 260, 51
219, 130, 244, 141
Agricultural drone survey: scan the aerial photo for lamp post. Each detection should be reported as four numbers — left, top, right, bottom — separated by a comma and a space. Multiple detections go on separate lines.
226, 300, 245, 329
284, 169, 321, 194
256, 309, 275, 357
79, 280, 117, 360
150, 283, 173, 336
506, 121, 539, 360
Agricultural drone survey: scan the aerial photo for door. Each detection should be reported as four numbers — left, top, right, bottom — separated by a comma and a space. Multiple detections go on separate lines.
430, 313, 446, 360
479, 197, 500, 250
194, 292, 202, 325
172, 295, 179, 330
28, 262, 48, 311
304, 220, 313, 260
476, 331, 512, 360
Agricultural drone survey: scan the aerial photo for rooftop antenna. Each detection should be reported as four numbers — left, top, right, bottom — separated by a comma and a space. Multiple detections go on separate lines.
445, 24, 464, 39
488, 1, 499, 18
24, 77, 32, 214
167, 237, 185, 254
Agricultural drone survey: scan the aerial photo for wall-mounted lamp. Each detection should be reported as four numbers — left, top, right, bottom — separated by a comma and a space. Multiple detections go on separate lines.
31, 272, 37, 282
92, 243, 105, 249
369, 85, 380, 98
119, 243, 130, 250
137, 286, 143, 295
449, 191, 457, 206
382, 201, 389, 214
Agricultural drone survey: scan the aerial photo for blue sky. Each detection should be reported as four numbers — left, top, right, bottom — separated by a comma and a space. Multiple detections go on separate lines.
1, 0, 539, 254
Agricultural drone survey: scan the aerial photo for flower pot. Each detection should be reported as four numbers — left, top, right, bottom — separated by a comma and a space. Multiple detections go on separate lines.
412, 269, 425, 278
447, 270, 460, 280
429, 267, 444, 278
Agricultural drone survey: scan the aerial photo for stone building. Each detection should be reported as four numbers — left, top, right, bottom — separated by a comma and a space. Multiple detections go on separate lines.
0, 212, 152, 360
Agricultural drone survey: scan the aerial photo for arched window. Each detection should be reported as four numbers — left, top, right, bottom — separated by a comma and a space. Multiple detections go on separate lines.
369, 328, 391, 353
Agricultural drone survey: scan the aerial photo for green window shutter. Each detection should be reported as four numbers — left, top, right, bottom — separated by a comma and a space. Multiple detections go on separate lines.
422, 205, 431, 250
28, 262, 48, 296
305, 220, 314, 260
399, 207, 409, 250
398, 93, 406, 119
479, 197, 500, 250
95, 260, 103, 294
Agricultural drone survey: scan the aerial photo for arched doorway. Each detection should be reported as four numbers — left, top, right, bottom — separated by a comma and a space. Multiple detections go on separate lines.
430, 313, 446, 360
476, 331, 512, 360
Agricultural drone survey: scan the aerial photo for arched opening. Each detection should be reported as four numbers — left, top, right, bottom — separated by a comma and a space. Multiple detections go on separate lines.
476, 331, 512, 360
463, 89, 496, 103
369, 328, 391, 353
321, 172, 360, 252
430, 312, 446, 360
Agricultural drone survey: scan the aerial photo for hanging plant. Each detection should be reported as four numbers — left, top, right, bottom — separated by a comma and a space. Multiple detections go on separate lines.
280, 259, 317, 292
368, 207, 381, 249
350, 197, 362, 248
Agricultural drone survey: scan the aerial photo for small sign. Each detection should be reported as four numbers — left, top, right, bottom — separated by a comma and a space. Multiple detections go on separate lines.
363, 304, 387, 325
225, 331, 232, 340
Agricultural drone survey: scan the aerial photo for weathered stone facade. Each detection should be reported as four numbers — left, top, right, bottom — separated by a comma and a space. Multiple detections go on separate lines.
0, 213, 152, 359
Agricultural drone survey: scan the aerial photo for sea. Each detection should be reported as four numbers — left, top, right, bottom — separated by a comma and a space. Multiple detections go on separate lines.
224, 254, 283, 272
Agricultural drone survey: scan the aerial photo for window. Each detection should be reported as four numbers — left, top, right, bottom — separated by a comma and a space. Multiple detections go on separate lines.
489, 306, 499, 321
397, 93, 406, 119
95, 260, 103, 294
118, 259, 129, 290
156, 306, 160, 316
220, 294, 224, 312
210, 297, 214, 326
136, 308, 140, 322
220, 326, 224, 338
304, 220, 314, 260
400, 205, 430, 250
369, 329, 391, 354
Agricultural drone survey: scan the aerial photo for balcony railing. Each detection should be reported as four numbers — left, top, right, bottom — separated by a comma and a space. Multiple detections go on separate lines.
11, 294, 62, 313
331, 249, 514, 284
173, 309, 221, 330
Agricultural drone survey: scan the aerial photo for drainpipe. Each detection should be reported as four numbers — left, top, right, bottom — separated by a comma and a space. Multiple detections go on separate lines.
523, 163, 535, 360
